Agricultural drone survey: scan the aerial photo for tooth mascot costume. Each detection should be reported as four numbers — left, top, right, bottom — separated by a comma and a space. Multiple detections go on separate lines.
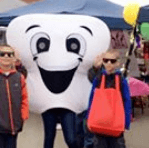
6, 14, 111, 148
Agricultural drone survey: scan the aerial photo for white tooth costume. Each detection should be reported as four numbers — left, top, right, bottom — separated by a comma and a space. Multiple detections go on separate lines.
6, 14, 111, 148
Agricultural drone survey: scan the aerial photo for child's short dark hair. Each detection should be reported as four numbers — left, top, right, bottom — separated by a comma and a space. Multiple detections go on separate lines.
0, 43, 11, 48
107, 49, 120, 59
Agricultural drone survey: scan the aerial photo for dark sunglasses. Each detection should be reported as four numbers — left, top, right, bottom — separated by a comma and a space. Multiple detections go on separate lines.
103, 58, 117, 64
0, 51, 14, 58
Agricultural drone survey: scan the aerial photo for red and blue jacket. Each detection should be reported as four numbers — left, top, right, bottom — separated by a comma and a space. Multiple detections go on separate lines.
87, 67, 131, 130
0, 69, 29, 135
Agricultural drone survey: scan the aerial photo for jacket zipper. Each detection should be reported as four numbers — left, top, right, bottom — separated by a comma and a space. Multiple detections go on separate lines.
6, 79, 15, 135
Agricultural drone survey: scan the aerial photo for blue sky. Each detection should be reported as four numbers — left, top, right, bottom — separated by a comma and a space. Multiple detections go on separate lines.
109, 0, 149, 6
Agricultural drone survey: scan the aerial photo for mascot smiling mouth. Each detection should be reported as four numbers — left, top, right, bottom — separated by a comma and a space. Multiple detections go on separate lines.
38, 66, 78, 94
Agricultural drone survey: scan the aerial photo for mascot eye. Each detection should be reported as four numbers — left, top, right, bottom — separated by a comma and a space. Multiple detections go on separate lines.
66, 34, 86, 56
30, 32, 50, 56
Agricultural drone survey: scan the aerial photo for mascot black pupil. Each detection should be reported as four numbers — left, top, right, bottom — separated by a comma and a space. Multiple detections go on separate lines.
37, 37, 50, 53
67, 38, 80, 54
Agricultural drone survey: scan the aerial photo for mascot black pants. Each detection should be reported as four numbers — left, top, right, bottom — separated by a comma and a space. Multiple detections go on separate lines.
42, 108, 78, 148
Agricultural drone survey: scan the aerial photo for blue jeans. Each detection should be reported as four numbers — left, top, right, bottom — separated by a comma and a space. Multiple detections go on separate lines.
42, 108, 78, 148
0, 133, 18, 148
93, 134, 126, 148
84, 119, 94, 148
76, 111, 94, 148
76, 111, 86, 148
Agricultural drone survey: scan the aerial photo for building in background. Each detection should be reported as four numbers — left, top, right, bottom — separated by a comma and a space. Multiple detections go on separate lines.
0, 0, 42, 13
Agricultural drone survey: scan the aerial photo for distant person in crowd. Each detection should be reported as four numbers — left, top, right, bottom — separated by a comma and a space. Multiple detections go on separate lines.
15, 59, 27, 78
0, 44, 29, 148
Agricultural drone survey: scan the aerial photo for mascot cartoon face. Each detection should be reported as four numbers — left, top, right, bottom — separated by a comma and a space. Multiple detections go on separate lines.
6, 14, 110, 113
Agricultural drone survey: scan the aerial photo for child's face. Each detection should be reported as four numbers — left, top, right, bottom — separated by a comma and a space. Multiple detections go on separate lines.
0, 46, 15, 70
102, 52, 119, 74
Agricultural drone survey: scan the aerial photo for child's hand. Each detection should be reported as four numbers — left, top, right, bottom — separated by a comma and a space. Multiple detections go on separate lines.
93, 53, 105, 68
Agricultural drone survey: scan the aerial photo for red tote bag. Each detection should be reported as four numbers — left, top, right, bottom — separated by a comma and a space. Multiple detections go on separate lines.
87, 75, 125, 137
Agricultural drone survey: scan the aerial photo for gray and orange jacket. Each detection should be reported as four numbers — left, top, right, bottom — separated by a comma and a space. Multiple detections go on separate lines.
0, 69, 29, 135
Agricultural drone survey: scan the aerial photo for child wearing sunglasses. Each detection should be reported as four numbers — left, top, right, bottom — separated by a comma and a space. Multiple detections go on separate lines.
0, 44, 29, 148
86, 49, 131, 148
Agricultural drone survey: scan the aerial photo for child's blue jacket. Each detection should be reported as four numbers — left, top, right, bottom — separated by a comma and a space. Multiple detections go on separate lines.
87, 70, 131, 130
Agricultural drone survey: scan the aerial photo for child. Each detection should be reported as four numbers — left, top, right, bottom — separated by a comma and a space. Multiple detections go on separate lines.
87, 49, 131, 148
0, 44, 29, 148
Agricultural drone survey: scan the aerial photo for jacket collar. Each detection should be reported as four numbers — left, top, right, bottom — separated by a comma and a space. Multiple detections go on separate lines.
0, 69, 17, 75
102, 69, 121, 75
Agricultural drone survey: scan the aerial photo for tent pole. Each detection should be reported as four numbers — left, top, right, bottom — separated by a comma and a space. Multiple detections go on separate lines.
123, 27, 137, 77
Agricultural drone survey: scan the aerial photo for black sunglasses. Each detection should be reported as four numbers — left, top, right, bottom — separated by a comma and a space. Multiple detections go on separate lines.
0, 51, 15, 58
103, 58, 117, 64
